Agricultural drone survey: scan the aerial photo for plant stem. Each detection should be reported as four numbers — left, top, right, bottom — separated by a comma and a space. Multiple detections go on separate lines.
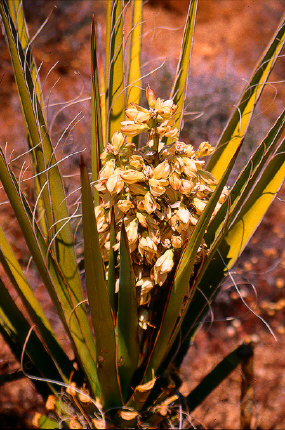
152, 130, 160, 165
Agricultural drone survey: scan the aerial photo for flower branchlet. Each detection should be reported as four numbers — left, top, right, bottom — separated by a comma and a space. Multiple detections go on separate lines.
95, 88, 229, 315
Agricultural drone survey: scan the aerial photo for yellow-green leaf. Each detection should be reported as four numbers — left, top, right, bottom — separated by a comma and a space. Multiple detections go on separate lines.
0, 225, 73, 382
144, 139, 241, 381
0, 150, 100, 397
91, 16, 104, 205
107, 0, 125, 140
127, 0, 143, 105
170, 0, 198, 132
207, 17, 285, 181
117, 223, 139, 402
0, 279, 62, 396
207, 109, 285, 245
225, 138, 285, 265
80, 159, 122, 408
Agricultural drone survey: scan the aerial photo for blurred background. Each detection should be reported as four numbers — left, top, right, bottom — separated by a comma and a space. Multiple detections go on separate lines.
0, 1, 284, 427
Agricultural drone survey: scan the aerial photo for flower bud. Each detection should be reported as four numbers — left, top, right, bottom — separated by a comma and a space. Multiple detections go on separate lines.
111, 131, 125, 153
154, 249, 174, 286
137, 212, 147, 227
180, 179, 194, 195
144, 191, 157, 214
171, 235, 182, 248
153, 160, 171, 180
66, 382, 77, 397
182, 158, 197, 177
126, 218, 138, 246
146, 86, 156, 108
117, 199, 134, 213
99, 159, 115, 180
121, 121, 148, 137
106, 168, 124, 194
79, 386, 91, 403
193, 197, 207, 215
121, 169, 145, 184
129, 155, 144, 170
149, 178, 168, 196
169, 171, 181, 190
139, 308, 150, 330
196, 141, 215, 157
45, 395, 57, 411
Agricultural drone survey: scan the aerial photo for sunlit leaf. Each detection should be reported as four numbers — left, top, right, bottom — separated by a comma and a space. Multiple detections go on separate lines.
107, 0, 125, 140
170, 0, 198, 132
127, 0, 143, 106
207, 18, 285, 181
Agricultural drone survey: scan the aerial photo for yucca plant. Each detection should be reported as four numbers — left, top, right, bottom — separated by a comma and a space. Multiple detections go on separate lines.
0, 0, 284, 428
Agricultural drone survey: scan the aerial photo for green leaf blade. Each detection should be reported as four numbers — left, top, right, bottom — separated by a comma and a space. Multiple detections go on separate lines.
0, 278, 63, 397
117, 223, 139, 402
145, 140, 242, 378
207, 17, 285, 181
0, 226, 73, 382
80, 159, 122, 408
177, 137, 285, 357
187, 343, 254, 412
206, 108, 285, 246
170, 0, 198, 132
0, 149, 100, 397
91, 15, 104, 206
127, 0, 143, 106
107, 0, 125, 140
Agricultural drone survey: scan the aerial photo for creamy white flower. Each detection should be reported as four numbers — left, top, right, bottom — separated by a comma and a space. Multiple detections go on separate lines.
176, 206, 191, 224
121, 170, 145, 184
154, 249, 174, 286
169, 171, 181, 190
182, 157, 197, 178
193, 197, 207, 215
144, 191, 157, 214
117, 199, 134, 213
138, 236, 157, 264
153, 160, 171, 180
95, 206, 108, 233
106, 168, 124, 194
196, 141, 215, 157
180, 179, 194, 195
129, 155, 144, 170
111, 131, 125, 153
121, 121, 149, 137
136, 212, 147, 228
99, 159, 115, 179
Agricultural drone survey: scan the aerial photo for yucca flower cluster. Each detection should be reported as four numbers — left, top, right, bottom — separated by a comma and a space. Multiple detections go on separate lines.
95, 88, 229, 314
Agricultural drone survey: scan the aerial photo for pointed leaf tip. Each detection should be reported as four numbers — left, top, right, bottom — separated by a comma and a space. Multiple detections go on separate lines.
80, 154, 86, 169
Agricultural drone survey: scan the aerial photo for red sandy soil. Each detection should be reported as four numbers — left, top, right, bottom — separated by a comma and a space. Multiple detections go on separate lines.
0, 1, 284, 428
